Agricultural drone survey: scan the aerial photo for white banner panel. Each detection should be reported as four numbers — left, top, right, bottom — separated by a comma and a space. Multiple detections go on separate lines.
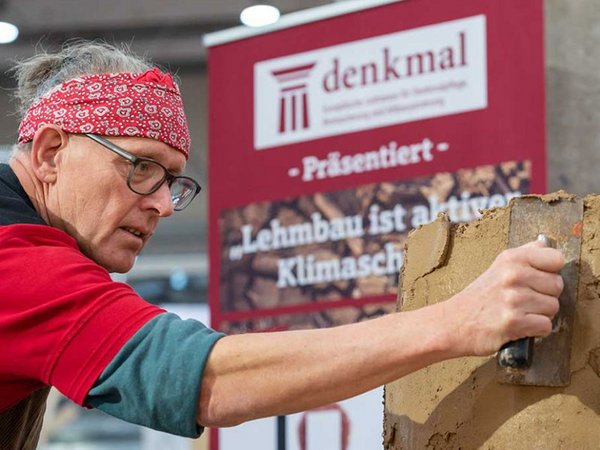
254, 15, 486, 150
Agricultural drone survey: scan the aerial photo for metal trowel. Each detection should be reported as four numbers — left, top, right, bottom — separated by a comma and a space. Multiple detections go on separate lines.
496, 195, 584, 387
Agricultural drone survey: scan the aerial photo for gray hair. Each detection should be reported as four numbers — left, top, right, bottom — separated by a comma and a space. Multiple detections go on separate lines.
11, 40, 160, 152
12, 40, 155, 119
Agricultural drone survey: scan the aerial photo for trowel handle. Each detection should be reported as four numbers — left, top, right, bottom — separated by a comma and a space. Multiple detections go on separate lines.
497, 235, 551, 370
497, 337, 534, 368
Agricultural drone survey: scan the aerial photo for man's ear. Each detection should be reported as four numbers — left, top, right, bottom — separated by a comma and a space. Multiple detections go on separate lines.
30, 125, 69, 184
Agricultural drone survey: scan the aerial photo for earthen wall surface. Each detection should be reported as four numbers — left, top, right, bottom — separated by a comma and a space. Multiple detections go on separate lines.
384, 195, 600, 449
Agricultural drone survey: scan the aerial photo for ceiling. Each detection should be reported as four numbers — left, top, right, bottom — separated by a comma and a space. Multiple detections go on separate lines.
0, 0, 335, 70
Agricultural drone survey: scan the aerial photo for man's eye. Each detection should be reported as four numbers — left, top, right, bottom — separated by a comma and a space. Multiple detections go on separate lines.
137, 161, 154, 174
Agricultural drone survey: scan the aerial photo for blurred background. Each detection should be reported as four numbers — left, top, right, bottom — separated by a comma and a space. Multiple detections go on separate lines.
0, 0, 598, 449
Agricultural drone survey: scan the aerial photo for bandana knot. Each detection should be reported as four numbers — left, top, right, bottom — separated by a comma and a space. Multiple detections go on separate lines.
134, 67, 177, 90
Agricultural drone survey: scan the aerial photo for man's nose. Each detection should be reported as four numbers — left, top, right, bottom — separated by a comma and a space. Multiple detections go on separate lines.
146, 182, 175, 217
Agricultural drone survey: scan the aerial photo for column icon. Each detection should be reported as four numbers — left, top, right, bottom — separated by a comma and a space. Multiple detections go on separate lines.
271, 63, 316, 134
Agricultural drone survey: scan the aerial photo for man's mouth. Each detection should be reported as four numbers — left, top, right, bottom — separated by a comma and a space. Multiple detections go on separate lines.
121, 226, 145, 238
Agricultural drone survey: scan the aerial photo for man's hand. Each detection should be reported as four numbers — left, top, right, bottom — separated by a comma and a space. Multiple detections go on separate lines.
443, 239, 565, 357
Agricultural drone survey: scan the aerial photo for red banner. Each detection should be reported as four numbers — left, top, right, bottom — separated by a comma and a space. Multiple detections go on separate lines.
206, 0, 544, 448
207, 0, 545, 333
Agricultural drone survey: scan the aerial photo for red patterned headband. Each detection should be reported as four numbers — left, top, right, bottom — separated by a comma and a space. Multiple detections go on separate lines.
18, 68, 191, 159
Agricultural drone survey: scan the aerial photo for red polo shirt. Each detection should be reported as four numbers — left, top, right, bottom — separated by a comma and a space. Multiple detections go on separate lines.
0, 224, 163, 412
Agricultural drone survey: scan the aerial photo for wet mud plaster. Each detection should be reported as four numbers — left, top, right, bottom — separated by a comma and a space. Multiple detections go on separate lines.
384, 193, 600, 450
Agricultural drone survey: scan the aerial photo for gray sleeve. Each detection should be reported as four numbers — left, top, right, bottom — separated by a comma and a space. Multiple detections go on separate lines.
86, 312, 225, 437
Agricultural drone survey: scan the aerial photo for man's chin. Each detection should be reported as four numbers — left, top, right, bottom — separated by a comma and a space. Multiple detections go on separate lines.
97, 252, 137, 274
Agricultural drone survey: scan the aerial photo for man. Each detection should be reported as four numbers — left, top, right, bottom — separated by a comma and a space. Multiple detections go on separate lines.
0, 41, 563, 449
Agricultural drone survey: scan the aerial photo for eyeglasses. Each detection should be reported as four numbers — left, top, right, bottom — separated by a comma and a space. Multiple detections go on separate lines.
85, 133, 201, 211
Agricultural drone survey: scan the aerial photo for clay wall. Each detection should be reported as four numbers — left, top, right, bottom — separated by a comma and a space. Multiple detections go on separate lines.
384, 195, 600, 449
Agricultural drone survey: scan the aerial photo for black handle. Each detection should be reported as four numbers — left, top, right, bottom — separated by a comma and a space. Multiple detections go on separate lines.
497, 337, 534, 369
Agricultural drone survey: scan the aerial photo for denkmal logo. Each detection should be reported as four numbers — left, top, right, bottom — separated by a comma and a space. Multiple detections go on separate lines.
254, 15, 487, 150
271, 63, 316, 134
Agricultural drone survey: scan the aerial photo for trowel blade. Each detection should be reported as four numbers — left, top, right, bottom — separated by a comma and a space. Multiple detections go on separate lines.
496, 195, 583, 387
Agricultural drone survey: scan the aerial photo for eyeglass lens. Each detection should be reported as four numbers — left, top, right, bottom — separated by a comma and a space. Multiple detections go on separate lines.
129, 159, 198, 210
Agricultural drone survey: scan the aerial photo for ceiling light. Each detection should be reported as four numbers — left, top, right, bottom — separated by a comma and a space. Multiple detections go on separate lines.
240, 4, 281, 28
0, 21, 18, 44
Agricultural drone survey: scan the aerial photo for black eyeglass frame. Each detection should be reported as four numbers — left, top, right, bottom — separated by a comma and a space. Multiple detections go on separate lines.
85, 133, 201, 211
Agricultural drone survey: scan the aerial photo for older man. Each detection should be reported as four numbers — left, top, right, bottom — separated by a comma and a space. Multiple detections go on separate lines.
0, 41, 564, 449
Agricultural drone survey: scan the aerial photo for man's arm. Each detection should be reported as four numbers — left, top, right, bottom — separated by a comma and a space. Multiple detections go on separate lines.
198, 240, 563, 427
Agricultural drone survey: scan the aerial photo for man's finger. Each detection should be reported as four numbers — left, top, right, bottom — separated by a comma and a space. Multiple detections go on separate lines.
519, 267, 564, 297
520, 314, 554, 339
520, 291, 560, 318
519, 241, 565, 273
